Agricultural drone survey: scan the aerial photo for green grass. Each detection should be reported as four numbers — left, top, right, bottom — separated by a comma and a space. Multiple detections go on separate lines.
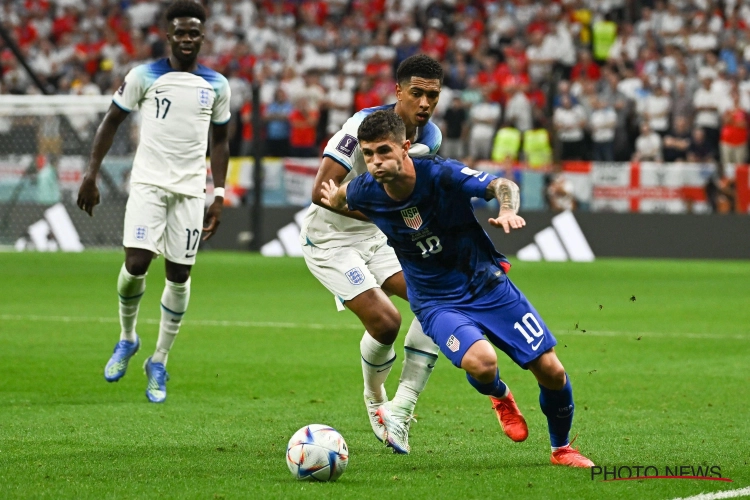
0, 252, 748, 499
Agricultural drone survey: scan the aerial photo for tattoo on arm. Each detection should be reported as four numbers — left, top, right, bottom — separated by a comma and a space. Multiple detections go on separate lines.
488, 178, 520, 213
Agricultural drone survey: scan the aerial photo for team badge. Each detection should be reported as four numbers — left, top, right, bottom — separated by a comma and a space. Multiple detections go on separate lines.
345, 267, 365, 285
446, 335, 461, 353
134, 225, 148, 241
335, 134, 357, 157
197, 88, 211, 107
400, 207, 423, 230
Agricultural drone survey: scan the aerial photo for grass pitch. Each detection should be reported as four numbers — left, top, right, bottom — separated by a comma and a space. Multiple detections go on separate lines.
0, 252, 748, 499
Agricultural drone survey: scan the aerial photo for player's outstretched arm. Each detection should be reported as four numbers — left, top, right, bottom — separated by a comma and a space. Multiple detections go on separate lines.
203, 123, 229, 241
320, 179, 350, 211
77, 103, 129, 216
311, 157, 370, 221
486, 178, 526, 234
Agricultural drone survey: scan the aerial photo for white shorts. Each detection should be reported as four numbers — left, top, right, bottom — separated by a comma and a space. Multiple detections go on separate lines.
122, 183, 204, 265
302, 235, 402, 311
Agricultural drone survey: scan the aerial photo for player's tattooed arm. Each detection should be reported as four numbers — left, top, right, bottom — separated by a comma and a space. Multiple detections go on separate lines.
486, 178, 526, 234
487, 178, 521, 213
320, 179, 350, 211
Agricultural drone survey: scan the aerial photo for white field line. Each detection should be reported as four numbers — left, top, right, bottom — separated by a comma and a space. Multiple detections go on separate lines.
671, 486, 750, 500
0, 314, 747, 340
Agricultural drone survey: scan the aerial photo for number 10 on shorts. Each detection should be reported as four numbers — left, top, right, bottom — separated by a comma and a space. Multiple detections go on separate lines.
514, 312, 545, 351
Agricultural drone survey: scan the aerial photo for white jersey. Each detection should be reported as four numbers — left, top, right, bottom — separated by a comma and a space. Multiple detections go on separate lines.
300, 104, 442, 249
113, 58, 231, 198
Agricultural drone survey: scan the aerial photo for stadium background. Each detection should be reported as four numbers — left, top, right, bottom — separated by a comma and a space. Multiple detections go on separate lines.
0, 1, 749, 499
0, 0, 748, 258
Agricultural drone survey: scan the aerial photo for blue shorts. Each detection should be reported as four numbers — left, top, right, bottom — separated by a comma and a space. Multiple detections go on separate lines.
417, 277, 557, 369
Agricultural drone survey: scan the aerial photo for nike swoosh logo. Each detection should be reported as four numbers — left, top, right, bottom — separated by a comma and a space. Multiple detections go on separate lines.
155, 89, 167, 94
427, 364, 435, 369
170, 319, 180, 323
376, 367, 390, 373
532, 337, 544, 351
185, 253, 195, 258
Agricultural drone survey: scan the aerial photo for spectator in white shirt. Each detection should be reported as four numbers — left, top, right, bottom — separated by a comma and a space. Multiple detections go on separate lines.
659, 4, 684, 38
688, 20, 718, 56
467, 89, 501, 160
504, 84, 533, 132
633, 123, 663, 162
553, 94, 587, 160
693, 76, 722, 148
641, 84, 672, 135
526, 30, 557, 83
589, 98, 617, 162
608, 23, 642, 64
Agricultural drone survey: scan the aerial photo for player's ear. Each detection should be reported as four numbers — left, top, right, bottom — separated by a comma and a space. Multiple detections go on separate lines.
403, 140, 411, 157
395, 83, 402, 101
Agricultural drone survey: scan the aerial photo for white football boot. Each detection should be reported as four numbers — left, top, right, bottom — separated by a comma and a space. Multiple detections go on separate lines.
376, 401, 413, 454
365, 394, 387, 442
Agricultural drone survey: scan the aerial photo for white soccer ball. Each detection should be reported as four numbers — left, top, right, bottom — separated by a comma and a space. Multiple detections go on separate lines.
286, 424, 349, 482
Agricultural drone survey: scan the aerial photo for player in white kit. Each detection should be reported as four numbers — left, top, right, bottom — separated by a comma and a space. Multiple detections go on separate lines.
76, 0, 230, 403
300, 55, 443, 448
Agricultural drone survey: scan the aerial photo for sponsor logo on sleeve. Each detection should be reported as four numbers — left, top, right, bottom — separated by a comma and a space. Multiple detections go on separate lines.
117, 82, 127, 95
336, 134, 358, 157
460, 166, 488, 181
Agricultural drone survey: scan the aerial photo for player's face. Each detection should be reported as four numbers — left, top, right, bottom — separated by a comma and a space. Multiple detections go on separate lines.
396, 77, 441, 128
167, 17, 204, 64
361, 137, 409, 184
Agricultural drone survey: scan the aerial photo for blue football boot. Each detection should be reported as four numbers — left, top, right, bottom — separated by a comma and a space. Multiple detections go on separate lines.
104, 335, 140, 382
143, 357, 169, 403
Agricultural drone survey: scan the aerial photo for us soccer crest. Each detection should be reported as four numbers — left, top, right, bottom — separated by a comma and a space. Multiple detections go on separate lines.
197, 88, 211, 107
446, 335, 461, 352
400, 207, 423, 230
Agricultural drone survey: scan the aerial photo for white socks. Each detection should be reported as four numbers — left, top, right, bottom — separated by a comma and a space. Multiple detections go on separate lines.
391, 318, 439, 418
117, 264, 146, 342
360, 332, 396, 402
152, 278, 191, 365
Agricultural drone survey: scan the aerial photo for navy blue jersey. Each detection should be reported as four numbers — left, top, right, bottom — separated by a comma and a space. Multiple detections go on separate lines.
346, 156, 511, 314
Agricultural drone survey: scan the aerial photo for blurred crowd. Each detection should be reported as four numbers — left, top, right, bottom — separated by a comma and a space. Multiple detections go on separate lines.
1, 0, 750, 185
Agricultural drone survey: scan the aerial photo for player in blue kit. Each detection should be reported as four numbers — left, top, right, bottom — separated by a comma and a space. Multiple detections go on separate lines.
320, 110, 595, 467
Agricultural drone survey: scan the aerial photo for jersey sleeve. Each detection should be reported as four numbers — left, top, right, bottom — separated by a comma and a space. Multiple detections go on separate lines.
344, 175, 366, 212
440, 158, 498, 199
322, 111, 365, 172
422, 120, 443, 155
211, 76, 231, 125
112, 66, 147, 112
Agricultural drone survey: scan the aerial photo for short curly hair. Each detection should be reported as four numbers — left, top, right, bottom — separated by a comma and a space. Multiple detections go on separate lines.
396, 54, 444, 86
165, 0, 207, 23
357, 110, 406, 144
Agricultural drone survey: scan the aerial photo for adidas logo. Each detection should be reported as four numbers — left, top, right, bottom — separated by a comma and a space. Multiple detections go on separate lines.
259, 208, 307, 257
15, 203, 84, 252
516, 210, 594, 262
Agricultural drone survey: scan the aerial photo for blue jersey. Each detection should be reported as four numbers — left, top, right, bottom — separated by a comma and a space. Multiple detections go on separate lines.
300, 103, 442, 249
346, 156, 510, 314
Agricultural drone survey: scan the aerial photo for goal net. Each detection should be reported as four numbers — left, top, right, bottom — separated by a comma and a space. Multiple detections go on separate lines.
0, 95, 136, 250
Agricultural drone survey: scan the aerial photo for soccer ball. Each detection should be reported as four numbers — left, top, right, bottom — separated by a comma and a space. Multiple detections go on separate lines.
286, 424, 349, 482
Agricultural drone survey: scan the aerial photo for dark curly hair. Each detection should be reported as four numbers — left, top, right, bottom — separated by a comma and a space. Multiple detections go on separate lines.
357, 110, 406, 144
396, 54, 444, 86
165, 0, 207, 23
